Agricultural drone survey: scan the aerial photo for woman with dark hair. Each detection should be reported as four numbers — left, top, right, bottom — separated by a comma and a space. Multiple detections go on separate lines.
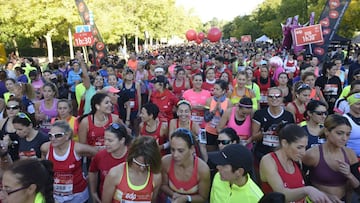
302, 71, 327, 106
139, 103, 168, 155
88, 123, 131, 202
0, 97, 22, 161
13, 112, 48, 159
161, 128, 210, 203
41, 120, 97, 203
218, 97, 253, 149
277, 72, 293, 105
286, 82, 311, 124
102, 136, 162, 203
205, 80, 232, 152
217, 127, 240, 151
150, 75, 179, 124
260, 123, 330, 203
303, 114, 360, 202
35, 83, 59, 134
301, 100, 328, 149
201, 67, 216, 93
315, 62, 342, 114
171, 67, 190, 99
1, 159, 54, 203
78, 92, 123, 149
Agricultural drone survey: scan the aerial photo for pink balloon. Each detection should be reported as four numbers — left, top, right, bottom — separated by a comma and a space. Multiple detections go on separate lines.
207, 27, 222, 42
185, 29, 197, 41
198, 32, 205, 41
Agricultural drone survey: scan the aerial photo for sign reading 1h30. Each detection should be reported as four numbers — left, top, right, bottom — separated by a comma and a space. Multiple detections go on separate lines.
74, 25, 94, 47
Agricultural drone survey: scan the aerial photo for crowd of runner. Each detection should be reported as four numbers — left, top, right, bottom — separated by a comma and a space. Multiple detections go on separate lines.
0, 41, 360, 203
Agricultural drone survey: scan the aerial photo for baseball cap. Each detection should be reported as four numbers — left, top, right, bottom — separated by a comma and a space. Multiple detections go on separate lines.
103, 86, 120, 93
260, 60, 267, 65
150, 75, 168, 84
154, 67, 164, 73
208, 144, 253, 173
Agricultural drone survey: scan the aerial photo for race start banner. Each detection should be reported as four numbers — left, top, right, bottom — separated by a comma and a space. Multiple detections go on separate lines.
311, 0, 351, 62
75, 0, 107, 66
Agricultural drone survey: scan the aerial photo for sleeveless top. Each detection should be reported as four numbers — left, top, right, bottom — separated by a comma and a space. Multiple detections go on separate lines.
343, 113, 360, 157
140, 121, 166, 156
309, 145, 349, 186
0, 118, 19, 160
205, 98, 229, 135
47, 141, 87, 196
87, 114, 113, 149
121, 83, 138, 112
172, 79, 186, 98
257, 77, 271, 105
39, 99, 58, 133
309, 88, 320, 101
168, 157, 199, 195
290, 102, 306, 124
262, 152, 305, 203
230, 87, 252, 105
112, 163, 153, 203
227, 107, 252, 149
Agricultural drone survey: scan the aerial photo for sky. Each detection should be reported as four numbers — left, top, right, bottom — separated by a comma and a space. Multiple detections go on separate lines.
175, 0, 265, 22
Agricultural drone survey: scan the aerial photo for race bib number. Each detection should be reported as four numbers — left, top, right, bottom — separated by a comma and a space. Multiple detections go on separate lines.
260, 93, 268, 103
54, 173, 73, 196
129, 101, 135, 108
324, 84, 338, 96
209, 116, 220, 128
191, 115, 203, 123
262, 134, 279, 147
95, 137, 105, 150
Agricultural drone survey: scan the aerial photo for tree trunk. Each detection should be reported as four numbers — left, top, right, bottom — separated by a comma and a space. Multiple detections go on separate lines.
12, 38, 19, 57
44, 32, 53, 63
68, 27, 74, 59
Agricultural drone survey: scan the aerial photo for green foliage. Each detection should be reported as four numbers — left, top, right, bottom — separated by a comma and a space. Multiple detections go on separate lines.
0, 0, 203, 51
223, 0, 359, 41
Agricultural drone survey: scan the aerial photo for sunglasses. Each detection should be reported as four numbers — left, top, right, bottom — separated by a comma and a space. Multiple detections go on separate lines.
217, 140, 232, 145
297, 83, 310, 91
16, 112, 31, 123
2, 185, 30, 196
313, 111, 328, 116
48, 132, 65, 139
174, 128, 194, 145
268, 94, 282, 99
6, 105, 20, 110
132, 158, 149, 168
110, 123, 120, 130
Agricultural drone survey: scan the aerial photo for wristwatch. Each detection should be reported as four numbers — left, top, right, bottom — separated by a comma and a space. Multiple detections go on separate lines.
186, 195, 192, 203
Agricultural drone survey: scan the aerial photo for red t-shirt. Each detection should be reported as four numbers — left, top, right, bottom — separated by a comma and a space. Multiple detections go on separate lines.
150, 89, 179, 123
89, 149, 127, 197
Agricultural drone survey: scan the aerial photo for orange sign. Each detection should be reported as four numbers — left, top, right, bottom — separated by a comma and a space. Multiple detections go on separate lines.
241, 35, 252, 43
294, 24, 324, 46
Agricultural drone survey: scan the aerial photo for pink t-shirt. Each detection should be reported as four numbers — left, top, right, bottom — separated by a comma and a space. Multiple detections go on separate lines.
182, 89, 211, 128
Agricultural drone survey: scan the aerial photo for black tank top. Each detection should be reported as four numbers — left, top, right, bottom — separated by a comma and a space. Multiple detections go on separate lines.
0, 118, 20, 160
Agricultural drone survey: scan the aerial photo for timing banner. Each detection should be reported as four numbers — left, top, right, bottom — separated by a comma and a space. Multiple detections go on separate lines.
75, 0, 107, 66
311, 0, 351, 62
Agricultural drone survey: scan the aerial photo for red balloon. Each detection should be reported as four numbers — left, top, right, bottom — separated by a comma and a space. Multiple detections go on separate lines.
195, 38, 202, 44
207, 27, 222, 42
198, 32, 205, 41
185, 29, 197, 41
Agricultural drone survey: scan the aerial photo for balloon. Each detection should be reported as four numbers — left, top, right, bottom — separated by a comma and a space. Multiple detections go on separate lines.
195, 38, 202, 44
198, 32, 205, 41
207, 27, 222, 42
185, 29, 197, 41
